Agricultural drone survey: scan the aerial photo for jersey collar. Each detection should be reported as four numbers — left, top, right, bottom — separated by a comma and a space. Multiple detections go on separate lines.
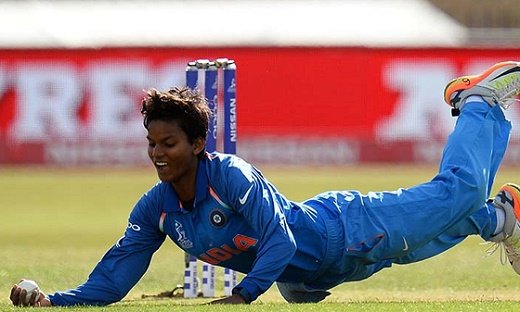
162, 159, 209, 213
194, 158, 209, 205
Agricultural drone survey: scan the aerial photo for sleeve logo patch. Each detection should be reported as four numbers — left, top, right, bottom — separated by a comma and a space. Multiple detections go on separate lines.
174, 220, 193, 249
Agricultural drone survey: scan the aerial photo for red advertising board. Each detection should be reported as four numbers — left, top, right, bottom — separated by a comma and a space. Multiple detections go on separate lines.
1, 47, 520, 165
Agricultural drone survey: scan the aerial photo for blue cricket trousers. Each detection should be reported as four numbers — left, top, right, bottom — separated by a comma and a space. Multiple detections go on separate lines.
277, 99, 512, 303
345, 100, 512, 279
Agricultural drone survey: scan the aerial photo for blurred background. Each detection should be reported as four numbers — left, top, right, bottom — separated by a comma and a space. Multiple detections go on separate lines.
1, 0, 520, 167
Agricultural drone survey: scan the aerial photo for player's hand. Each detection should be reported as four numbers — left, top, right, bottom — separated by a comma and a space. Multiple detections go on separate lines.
10, 282, 52, 307
208, 293, 246, 304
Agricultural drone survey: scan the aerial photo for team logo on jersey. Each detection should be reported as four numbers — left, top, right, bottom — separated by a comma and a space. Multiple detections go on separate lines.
174, 220, 193, 249
209, 209, 227, 228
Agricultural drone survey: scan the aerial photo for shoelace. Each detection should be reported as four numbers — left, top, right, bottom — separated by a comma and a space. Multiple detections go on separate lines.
497, 79, 520, 109
485, 241, 509, 266
485, 234, 520, 267
501, 98, 520, 110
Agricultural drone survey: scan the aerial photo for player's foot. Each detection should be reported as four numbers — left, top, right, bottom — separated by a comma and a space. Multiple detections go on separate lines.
489, 183, 520, 274
444, 61, 520, 116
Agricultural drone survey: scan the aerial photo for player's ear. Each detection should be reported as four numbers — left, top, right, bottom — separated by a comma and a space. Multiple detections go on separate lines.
193, 137, 205, 155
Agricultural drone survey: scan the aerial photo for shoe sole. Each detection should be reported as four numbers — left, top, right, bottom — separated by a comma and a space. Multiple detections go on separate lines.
443, 61, 520, 107
500, 183, 520, 221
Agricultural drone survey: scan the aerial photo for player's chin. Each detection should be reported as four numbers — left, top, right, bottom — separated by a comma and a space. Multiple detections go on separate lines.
154, 167, 175, 182
156, 171, 175, 182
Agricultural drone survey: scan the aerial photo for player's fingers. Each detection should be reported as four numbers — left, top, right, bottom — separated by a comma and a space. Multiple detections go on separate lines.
9, 284, 21, 305
20, 289, 30, 306
14, 288, 27, 306
28, 289, 39, 306
11, 286, 26, 306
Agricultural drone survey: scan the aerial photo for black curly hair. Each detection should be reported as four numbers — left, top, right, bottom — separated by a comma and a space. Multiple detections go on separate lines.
141, 87, 211, 159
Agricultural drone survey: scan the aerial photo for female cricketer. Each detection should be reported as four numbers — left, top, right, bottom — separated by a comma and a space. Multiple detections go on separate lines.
10, 61, 520, 306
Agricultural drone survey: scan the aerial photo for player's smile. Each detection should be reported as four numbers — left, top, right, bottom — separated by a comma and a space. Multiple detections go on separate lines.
154, 161, 170, 174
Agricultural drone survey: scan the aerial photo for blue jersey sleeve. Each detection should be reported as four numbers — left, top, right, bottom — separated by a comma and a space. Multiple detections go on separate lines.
210, 155, 297, 302
48, 186, 166, 306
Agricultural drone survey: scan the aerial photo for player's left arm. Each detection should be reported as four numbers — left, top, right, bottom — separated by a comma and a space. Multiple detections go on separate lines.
214, 158, 297, 303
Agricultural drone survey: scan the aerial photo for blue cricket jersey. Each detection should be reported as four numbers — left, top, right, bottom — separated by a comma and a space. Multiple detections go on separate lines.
48, 152, 343, 305
47, 102, 511, 306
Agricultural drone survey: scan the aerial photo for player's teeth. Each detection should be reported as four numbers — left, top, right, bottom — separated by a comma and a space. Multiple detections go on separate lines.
156, 162, 167, 166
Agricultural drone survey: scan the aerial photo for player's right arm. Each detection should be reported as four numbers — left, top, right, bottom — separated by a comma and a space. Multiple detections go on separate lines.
44, 185, 166, 306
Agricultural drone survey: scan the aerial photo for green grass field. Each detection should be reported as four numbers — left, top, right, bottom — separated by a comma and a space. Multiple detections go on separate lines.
2, 164, 520, 311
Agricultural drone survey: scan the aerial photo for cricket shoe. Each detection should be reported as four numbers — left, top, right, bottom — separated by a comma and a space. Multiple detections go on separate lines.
444, 61, 520, 116
488, 183, 520, 274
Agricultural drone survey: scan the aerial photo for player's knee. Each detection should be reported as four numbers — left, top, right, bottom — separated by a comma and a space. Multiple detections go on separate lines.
276, 282, 331, 303
459, 166, 488, 206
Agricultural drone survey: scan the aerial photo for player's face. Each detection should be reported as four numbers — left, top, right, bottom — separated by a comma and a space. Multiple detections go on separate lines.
146, 119, 203, 184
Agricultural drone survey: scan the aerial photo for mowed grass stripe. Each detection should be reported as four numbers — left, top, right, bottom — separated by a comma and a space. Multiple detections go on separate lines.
1, 165, 520, 311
